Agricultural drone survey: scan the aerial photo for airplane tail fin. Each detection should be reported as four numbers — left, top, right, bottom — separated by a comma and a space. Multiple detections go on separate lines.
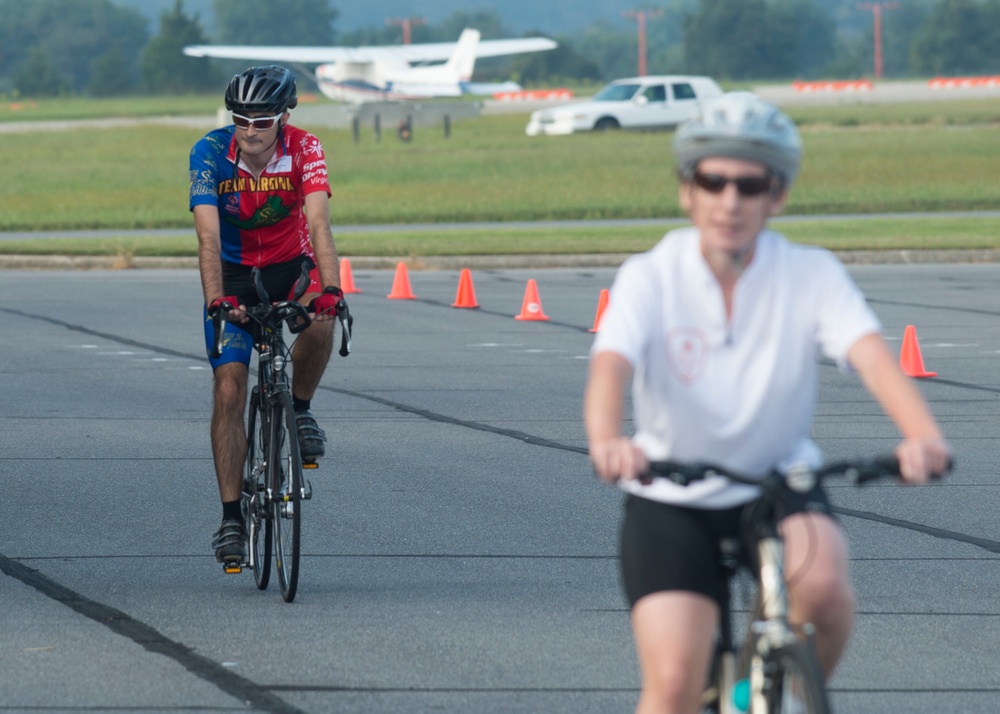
446, 28, 480, 81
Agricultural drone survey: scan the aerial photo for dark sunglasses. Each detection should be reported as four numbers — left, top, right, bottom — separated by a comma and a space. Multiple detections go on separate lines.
232, 112, 283, 130
692, 171, 773, 197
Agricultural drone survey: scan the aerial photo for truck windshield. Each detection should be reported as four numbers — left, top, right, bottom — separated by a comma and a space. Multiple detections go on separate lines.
592, 83, 640, 101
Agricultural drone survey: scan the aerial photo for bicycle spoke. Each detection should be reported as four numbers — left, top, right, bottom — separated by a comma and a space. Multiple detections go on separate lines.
761, 643, 829, 714
270, 392, 302, 603
245, 389, 271, 590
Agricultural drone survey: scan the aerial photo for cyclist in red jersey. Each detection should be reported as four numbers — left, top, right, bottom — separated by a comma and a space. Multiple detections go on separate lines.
189, 65, 349, 564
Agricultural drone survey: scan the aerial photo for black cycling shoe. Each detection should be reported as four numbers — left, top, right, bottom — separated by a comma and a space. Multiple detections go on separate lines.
212, 518, 245, 563
295, 409, 327, 460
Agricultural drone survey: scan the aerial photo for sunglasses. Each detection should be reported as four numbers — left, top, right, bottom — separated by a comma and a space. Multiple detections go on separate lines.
692, 171, 773, 197
232, 112, 284, 130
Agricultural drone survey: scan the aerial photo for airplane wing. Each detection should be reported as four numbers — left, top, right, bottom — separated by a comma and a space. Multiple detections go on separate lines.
474, 37, 558, 59
183, 36, 556, 65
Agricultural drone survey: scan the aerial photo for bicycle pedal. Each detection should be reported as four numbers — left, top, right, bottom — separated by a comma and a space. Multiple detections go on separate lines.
223, 564, 243, 574
302, 460, 318, 469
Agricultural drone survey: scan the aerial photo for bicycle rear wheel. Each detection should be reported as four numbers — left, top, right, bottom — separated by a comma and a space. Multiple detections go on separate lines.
245, 387, 271, 590
760, 642, 829, 714
269, 390, 302, 602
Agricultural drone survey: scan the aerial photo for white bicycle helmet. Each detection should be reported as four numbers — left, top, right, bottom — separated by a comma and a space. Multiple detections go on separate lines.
673, 92, 802, 186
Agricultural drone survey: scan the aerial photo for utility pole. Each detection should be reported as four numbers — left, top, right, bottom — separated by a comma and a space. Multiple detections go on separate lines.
386, 16, 425, 45
622, 8, 663, 76
857, 2, 898, 79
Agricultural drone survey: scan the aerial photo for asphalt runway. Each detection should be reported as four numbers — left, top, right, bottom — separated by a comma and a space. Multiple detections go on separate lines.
1, 263, 999, 713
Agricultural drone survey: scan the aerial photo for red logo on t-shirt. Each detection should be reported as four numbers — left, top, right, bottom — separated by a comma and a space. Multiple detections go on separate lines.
666, 327, 709, 385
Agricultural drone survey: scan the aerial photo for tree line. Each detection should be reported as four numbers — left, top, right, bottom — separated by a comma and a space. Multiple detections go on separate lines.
2, 0, 998, 99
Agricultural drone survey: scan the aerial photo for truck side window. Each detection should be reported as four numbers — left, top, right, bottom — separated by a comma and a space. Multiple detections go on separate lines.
644, 85, 667, 103
672, 83, 696, 100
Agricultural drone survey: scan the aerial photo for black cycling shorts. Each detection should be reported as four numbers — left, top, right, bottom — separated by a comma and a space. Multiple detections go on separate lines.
203, 256, 318, 369
619, 486, 834, 610
221, 255, 317, 307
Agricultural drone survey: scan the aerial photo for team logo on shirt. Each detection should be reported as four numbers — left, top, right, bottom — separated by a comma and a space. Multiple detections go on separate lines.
223, 195, 291, 229
666, 327, 708, 385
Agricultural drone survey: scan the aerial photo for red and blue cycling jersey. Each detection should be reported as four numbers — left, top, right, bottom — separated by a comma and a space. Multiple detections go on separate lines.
189, 124, 332, 267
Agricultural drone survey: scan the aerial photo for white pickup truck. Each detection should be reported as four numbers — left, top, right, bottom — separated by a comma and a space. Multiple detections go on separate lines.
525, 75, 723, 136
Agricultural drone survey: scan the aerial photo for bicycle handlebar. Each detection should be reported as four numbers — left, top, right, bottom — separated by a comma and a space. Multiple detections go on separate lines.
643, 456, 910, 492
210, 266, 351, 358
209, 299, 312, 359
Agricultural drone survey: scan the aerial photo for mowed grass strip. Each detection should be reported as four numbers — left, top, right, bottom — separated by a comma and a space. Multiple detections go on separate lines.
1, 99, 999, 255
2, 93, 998, 126
1, 216, 995, 258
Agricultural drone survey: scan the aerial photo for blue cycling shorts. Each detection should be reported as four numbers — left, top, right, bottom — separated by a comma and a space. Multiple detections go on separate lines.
203, 307, 254, 370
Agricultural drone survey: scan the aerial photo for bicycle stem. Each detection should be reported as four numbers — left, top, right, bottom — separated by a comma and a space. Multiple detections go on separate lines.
756, 535, 788, 622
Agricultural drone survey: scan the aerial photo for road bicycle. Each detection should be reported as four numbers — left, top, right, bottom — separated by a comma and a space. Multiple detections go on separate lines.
211, 267, 351, 602
643, 456, 927, 714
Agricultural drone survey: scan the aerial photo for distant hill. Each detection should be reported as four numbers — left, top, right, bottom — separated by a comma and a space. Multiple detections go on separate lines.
334, 0, 656, 34
114, 0, 883, 41
114, 0, 665, 38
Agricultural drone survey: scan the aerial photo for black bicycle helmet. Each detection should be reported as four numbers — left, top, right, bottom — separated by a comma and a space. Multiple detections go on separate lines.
674, 92, 802, 187
225, 65, 298, 115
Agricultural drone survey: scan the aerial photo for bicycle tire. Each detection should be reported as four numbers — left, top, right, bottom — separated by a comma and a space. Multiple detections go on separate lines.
269, 390, 302, 602
760, 642, 829, 714
245, 387, 272, 590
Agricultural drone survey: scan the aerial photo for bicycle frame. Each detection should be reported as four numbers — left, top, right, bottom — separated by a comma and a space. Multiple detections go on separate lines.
221, 298, 310, 576
647, 459, 914, 714
209, 265, 351, 602
710, 521, 802, 714
246, 310, 308, 544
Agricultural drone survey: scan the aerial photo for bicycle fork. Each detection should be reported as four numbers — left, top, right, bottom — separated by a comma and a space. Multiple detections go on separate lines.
747, 536, 799, 714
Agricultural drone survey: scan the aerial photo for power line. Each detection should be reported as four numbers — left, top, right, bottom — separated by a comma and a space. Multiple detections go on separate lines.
857, 2, 899, 79
622, 8, 663, 77
386, 16, 425, 45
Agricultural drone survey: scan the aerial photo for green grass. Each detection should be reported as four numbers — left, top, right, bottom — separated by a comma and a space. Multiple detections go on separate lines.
1, 93, 999, 256
1, 216, 995, 258
786, 99, 1000, 128
0, 94, 221, 121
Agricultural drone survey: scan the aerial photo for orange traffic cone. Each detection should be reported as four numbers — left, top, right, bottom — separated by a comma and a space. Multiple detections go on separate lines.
589, 289, 609, 333
387, 261, 416, 300
340, 257, 361, 294
900, 324, 937, 378
514, 279, 549, 321
451, 268, 479, 308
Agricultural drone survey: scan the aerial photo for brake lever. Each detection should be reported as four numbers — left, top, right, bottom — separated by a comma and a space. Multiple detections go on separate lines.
209, 301, 234, 359
285, 303, 312, 334
337, 309, 352, 357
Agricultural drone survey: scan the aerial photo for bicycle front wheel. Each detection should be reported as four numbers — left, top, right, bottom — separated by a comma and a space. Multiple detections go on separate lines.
268, 390, 302, 603
245, 387, 271, 590
759, 642, 829, 714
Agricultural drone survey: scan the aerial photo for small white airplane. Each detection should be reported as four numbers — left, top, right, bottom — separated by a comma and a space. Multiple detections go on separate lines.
184, 28, 557, 104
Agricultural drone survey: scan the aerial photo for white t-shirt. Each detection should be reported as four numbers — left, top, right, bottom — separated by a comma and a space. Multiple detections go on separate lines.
591, 227, 881, 509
